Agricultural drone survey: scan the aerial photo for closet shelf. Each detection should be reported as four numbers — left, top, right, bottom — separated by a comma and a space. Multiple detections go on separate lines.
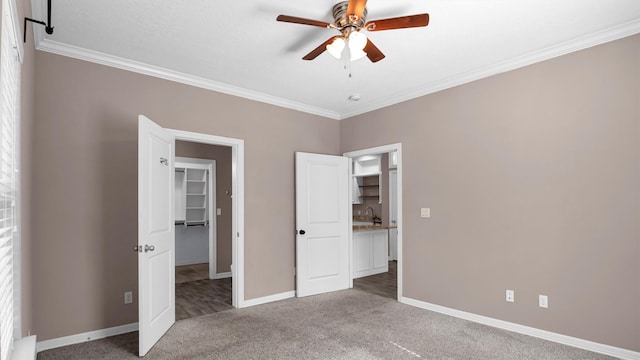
176, 165, 209, 225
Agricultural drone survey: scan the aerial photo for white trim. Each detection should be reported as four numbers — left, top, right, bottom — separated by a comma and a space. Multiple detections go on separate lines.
175, 157, 217, 279
6, 0, 23, 62
400, 297, 640, 360
35, 323, 138, 353
242, 291, 296, 308
344, 144, 403, 301
2, 1, 23, 353
35, 40, 341, 120
30, 18, 640, 120
174, 260, 209, 267
168, 129, 245, 309
11, 335, 35, 360
213, 272, 232, 280
388, 169, 398, 262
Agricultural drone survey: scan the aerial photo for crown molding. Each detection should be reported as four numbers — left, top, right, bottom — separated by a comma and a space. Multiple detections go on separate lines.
340, 18, 640, 120
32, 12, 640, 121
35, 40, 342, 120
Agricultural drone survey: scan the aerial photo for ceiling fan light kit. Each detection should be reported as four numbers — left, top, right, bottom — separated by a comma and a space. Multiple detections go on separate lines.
327, 31, 368, 61
277, 0, 429, 64
326, 37, 345, 58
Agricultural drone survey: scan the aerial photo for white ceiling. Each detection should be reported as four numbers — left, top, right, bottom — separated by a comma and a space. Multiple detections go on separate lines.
31, 0, 640, 120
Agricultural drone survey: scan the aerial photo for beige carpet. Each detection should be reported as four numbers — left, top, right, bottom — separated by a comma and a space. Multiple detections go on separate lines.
37, 289, 616, 360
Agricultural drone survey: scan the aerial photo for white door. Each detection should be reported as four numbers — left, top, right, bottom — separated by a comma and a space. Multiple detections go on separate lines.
295, 152, 349, 297
138, 115, 175, 356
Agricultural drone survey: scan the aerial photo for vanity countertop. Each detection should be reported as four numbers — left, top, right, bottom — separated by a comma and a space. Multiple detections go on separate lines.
353, 225, 394, 232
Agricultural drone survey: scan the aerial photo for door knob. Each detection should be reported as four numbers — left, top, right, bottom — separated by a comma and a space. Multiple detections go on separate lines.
298, 230, 306, 235
133, 245, 142, 253
144, 245, 155, 252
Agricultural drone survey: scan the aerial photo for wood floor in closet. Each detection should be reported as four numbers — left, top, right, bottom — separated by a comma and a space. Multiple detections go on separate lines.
175, 263, 233, 320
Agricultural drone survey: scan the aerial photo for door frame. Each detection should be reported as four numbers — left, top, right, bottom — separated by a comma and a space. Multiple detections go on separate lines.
175, 157, 217, 279
343, 143, 403, 301
169, 128, 245, 308
388, 169, 398, 261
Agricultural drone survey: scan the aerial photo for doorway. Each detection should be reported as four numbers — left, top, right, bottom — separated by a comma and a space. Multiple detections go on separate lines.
169, 129, 245, 310
173, 150, 233, 320
344, 144, 402, 301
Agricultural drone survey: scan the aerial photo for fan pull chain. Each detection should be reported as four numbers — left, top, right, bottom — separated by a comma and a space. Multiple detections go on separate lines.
344, 46, 353, 78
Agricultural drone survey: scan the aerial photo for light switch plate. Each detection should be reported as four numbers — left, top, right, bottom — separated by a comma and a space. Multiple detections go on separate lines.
539, 295, 548, 308
420, 208, 431, 218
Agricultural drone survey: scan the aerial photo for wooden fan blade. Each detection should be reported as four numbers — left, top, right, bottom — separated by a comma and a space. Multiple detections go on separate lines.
277, 15, 331, 28
364, 39, 385, 63
303, 36, 340, 60
365, 14, 429, 31
346, 0, 368, 21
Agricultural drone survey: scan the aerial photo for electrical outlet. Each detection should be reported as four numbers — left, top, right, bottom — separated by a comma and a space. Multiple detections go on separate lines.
217, 208, 222, 216
124, 291, 133, 304
420, 208, 431, 218
506, 289, 515, 302
539, 295, 548, 308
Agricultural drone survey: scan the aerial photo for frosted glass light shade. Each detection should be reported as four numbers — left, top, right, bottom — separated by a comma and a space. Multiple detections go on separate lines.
326, 38, 345, 59
348, 31, 367, 51
350, 48, 367, 61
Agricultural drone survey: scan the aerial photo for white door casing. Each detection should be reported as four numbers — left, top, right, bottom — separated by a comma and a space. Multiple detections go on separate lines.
168, 129, 244, 308
295, 152, 350, 297
389, 169, 398, 261
138, 115, 176, 356
344, 143, 402, 301
175, 157, 217, 279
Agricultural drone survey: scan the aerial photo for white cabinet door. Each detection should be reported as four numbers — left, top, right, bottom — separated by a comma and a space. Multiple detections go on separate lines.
295, 152, 350, 297
372, 231, 388, 271
353, 230, 388, 278
353, 232, 372, 274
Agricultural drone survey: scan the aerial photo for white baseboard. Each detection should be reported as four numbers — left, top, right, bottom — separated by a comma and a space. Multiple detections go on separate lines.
400, 297, 640, 360
175, 260, 209, 267
213, 272, 232, 279
36, 323, 138, 353
12, 335, 36, 360
242, 291, 295, 308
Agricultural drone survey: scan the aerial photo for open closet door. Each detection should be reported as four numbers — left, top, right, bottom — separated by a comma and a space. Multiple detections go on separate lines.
295, 152, 350, 297
138, 115, 175, 356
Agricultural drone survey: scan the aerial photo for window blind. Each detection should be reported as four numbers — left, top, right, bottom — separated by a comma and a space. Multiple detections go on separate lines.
0, 0, 21, 358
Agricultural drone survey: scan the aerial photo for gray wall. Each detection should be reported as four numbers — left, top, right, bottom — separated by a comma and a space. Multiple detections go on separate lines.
31, 51, 340, 341
341, 34, 640, 351
174, 225, 208, 266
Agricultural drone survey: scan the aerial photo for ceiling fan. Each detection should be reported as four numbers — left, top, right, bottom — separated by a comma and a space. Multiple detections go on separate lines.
277, 0, 429, 63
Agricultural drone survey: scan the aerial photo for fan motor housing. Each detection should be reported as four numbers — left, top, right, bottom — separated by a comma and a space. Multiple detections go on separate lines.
332, 1, 367, 29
